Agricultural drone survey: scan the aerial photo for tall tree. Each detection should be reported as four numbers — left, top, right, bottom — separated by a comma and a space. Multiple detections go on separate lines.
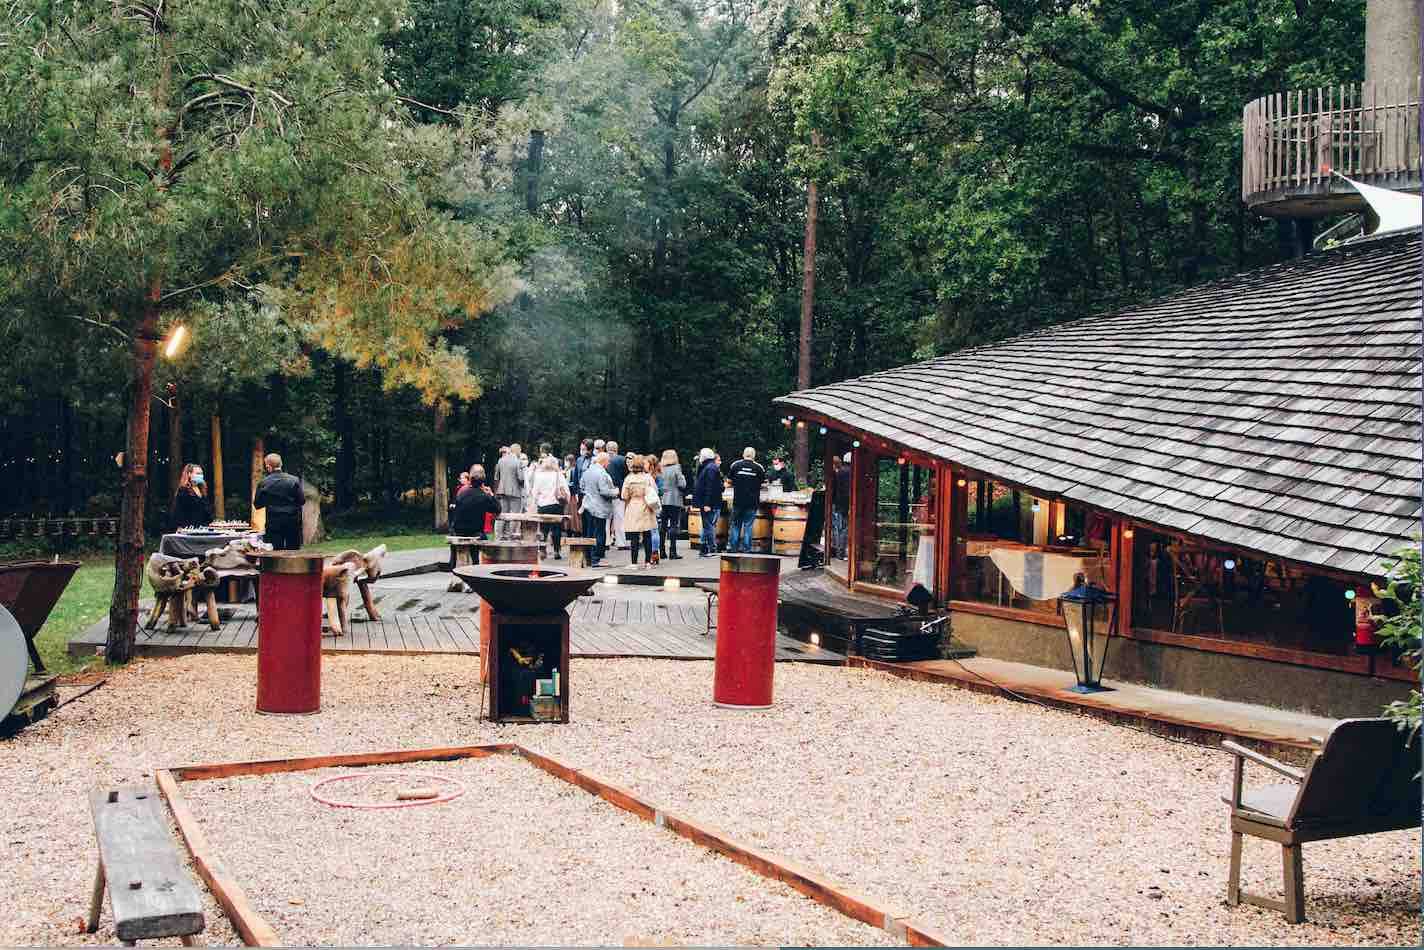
0, 0, 517, 661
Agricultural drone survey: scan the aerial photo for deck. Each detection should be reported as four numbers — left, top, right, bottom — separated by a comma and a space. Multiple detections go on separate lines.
67, 573, 841, 664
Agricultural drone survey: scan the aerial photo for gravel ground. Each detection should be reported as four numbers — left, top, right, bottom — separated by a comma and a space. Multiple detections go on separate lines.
179, 757, 896, 946
1, 653, 1417, 946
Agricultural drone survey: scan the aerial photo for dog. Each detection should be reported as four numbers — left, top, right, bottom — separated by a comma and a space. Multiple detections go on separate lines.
322, 544, 388, 637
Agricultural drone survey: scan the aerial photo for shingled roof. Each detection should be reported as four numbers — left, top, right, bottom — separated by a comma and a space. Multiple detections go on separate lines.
776, 231, 1422, 577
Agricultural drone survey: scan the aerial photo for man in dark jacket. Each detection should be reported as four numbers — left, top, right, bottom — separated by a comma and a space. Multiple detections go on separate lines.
726, 447, 767, 553
692, 449, 723, 557
452, 465, 502, 538
253, 453, 305, 550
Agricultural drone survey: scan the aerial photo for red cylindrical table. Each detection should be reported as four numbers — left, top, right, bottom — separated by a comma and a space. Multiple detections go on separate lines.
472, 541, 541, 683
713, 553, 782, 709
253, 551, 325, 715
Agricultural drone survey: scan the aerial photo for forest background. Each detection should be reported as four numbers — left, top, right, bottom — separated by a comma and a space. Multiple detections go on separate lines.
1, 0, 1367, 538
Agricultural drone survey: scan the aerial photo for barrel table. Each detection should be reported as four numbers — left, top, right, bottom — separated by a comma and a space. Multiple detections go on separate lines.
712, 554, 782, 709
772, 503, 808, 556
252, 551, 326, 715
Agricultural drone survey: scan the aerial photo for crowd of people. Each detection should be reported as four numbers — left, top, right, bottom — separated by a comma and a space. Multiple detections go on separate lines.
448, 439, 800, 568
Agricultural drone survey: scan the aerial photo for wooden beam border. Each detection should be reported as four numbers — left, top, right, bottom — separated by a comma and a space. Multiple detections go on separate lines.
157, 743, 952, 947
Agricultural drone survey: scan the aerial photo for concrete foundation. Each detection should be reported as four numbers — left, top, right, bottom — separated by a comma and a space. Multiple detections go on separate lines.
950, 609, 1413, 720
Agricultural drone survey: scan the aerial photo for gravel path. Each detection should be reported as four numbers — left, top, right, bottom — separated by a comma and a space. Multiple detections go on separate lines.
179, 757, 895, 946
1, 653, 1417, 946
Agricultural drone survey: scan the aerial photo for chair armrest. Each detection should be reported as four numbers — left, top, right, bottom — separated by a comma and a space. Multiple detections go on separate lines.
1222, 741, 1306, 781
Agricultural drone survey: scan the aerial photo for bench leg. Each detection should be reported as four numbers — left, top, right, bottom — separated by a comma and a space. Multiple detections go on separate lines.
1281, 844, 1305, 923
1226, 831, 1242, 906
205, 590, 221, 631
86, 860, 105, 933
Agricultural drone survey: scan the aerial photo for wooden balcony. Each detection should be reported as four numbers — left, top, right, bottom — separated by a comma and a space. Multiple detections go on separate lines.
1242, 80, 1421, 218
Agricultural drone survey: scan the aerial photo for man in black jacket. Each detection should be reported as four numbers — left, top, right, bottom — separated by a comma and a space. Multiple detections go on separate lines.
692, 449, 723, 557
253, 453, 305, 550
726, 447, 767, 553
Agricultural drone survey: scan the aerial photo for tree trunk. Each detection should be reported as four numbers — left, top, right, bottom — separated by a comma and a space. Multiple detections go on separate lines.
250, 436, 266, 533
105, 302, 159, 664
525, 129, 545, 216
433, 403, 449, 532
794, 132, 821, 483
333, 359, 355, 510
210, 413, 225, 519
167, 392, 183, 496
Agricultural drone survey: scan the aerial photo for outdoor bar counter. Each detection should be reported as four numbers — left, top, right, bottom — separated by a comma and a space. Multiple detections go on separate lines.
688, 489, 812, 554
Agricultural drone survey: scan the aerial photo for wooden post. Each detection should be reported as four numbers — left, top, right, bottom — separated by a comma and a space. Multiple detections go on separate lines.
794, 131, 820, 483
1115, 520, 1135, 634
209, 414, 225, 520
249, 436, 266, 534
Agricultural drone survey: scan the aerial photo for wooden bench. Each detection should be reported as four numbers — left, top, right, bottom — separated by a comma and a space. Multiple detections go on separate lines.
564, 537, 596, 569
694, 581, 719, 636
87, 785, 205, 945
1224, 717, 1420, 923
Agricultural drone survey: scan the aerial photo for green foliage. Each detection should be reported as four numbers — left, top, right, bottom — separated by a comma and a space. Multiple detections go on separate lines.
1375, 544, 1421, 737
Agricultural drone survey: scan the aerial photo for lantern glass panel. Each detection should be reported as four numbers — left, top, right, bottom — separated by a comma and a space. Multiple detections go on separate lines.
1087, 600, 1114, 681
1063, 599, 1089, 683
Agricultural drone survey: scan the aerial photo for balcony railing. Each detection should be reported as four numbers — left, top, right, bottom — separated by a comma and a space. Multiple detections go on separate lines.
1241, 79, 1420, 215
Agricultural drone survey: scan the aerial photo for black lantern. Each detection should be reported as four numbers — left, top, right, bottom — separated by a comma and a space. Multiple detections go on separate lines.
1060, 574, 1117, 693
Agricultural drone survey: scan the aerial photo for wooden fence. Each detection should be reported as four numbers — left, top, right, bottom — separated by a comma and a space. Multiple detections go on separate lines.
1242, 79, 1420, 202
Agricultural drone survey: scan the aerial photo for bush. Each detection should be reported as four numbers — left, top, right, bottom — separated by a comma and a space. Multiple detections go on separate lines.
1375, 543, 1421, 738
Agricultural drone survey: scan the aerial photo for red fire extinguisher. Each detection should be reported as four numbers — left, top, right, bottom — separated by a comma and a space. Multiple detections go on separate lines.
1352, 585, 1379, 653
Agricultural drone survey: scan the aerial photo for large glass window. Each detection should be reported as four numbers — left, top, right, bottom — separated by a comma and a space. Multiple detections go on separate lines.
854, 456, 937, 594
1130, 529, 1354, 655
825, 439, 853, 581
952, 478, 1113, 615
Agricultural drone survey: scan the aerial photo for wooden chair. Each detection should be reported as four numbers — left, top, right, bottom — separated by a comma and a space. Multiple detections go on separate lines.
1223, 718, 1420, 923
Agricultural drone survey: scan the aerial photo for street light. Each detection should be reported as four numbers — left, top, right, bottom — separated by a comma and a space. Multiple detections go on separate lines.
1059, 574, 1117, 693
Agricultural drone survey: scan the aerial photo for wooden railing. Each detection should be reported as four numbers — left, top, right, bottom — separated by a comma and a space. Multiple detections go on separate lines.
1242, 79, 1420, 205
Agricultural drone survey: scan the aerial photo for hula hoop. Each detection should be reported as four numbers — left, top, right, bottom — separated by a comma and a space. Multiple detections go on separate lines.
309, 770, 467, 810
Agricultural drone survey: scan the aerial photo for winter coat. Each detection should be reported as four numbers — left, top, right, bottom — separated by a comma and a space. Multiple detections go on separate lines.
170, 487, 212, 530
579, 462, 617, 519
620, 472, 659, 533
659, 463, 687, 507
452, 482, 501, 537
692, 460, 723, 510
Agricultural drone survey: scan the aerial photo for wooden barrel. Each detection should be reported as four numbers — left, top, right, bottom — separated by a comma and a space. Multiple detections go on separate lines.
772, 503, 807, 556
687, 509, 702, 544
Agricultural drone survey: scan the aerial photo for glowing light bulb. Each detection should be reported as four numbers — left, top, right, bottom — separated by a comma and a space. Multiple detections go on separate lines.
956, 478, 967, 487
603, 575, 619, 586
1031, 502, 1041, 513
663, 578, 680, 591
809, 633, 821, 646
1223, 559, 1236, 571
1345, 588, 1357, 601
1123, 528, 1135, 539
162, 324, 188, 359
852, 440, 860, 448
818, 427, 827, 435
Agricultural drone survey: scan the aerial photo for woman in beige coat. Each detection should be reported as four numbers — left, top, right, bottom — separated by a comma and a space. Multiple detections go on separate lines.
620, 455, 660, 567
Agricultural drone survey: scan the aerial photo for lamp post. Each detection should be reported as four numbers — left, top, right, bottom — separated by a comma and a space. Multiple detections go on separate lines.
1060, 573, 1117, 693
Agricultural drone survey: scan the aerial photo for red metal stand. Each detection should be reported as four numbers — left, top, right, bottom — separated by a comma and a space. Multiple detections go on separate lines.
713, 554, 782, 709
253, 552, 325, 715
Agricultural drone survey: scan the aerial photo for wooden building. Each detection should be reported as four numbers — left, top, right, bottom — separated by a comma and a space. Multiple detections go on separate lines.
775, 231, 1420, 718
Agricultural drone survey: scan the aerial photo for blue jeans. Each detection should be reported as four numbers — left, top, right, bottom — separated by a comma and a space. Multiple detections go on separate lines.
729, 507, 757, 553
586, 516, 607, 564
831, 509, 848, 558
700, 506, 721, 553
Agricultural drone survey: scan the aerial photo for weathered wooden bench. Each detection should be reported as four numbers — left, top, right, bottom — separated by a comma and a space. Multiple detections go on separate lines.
564, 537, 596, 569
1224, 717, 1420, 923
87, 785, 205, 945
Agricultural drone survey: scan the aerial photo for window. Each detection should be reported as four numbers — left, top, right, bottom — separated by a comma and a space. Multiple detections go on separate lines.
952, 478, 1112, 615
825, 437, 853, 581
1129, 529, 1355, 655
854, 455, 937, 594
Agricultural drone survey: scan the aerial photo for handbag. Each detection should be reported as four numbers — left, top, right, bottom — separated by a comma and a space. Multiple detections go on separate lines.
644, 479, 662, 513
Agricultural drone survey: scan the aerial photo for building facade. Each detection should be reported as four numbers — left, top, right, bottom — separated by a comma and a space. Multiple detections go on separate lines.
776, 232, 1420, 718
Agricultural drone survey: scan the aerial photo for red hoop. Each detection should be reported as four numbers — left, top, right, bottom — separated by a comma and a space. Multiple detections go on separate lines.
308, 770, 467, 810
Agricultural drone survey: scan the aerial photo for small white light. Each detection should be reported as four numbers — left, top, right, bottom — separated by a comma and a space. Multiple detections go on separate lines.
1223, 559, 1236, 571
818, 426, 827, 435
603, 575, 619, 586
852, 440, 860, 448
1031, 502, 1041, 513
1344, 588, 1357, 601
809, 633, 821, 646
663, 578, 680, 591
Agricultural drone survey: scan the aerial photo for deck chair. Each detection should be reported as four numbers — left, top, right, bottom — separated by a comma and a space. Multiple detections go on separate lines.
1223, 718, 1420, 923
